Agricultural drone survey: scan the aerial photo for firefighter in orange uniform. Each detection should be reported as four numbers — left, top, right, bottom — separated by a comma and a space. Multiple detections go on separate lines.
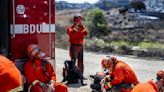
131, 70, 164, 92
67, 14, 88, 76
24, 44, 68, 92
101, 56, 139, 92
0, 55, 23, 92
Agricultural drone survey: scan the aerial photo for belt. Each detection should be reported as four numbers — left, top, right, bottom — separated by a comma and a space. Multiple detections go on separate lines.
71, 43, 82, 46
9, 86, 23, 92
112, 83, 133, 91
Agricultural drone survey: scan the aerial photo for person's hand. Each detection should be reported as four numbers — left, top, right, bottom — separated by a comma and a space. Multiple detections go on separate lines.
100, 80, 112, 91
81, 25, 88, 33
100, 75, 110, 85
104, 75, 111, 81
47, 84, 55, 92
104, 82, 112, 90
73, 26, 78, 32
47, 80, 55, 92
100, 78, 106, 85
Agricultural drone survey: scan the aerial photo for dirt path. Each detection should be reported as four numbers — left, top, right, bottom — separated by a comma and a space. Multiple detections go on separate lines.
53, 48, 164, 92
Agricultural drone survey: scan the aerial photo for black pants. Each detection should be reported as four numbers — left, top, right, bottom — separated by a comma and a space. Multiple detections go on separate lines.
69, 44, 84, 75
112, 83, 132, 92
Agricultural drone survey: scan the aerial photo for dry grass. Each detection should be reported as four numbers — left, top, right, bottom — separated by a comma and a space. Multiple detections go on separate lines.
56, 9, 81, 26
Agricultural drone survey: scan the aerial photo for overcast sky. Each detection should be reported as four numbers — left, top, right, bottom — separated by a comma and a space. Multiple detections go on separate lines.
56, 0, 99, 4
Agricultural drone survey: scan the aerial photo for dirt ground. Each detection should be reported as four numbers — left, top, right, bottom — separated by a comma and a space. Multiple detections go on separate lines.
51, 48, 164, 92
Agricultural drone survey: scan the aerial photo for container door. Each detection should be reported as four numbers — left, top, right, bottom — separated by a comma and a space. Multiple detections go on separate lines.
10, 0, 55, 61
0, 0, 10, 57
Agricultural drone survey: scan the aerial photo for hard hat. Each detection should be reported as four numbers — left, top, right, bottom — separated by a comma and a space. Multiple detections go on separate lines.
101, 56, 117, 67
101, 56, 110, 67
109, 56, 117, 63
156, 70, 164, 86
157, 70, 164, 80
73, 13, 83, 19
73, 14, 83, 23
27, 44, 41, 59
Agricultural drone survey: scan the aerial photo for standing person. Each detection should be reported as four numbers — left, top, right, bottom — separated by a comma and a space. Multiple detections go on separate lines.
101, 56, 139, 92
67, 14, 88, 76
131, 70, 164, 92
0, 55, 23, 92
24, 44, 68, 92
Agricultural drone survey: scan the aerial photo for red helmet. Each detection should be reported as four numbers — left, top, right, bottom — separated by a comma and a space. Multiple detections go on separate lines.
101, 56, 113, 69
101, 57, 110, 67
101, 56, 117, 68
109, 56, 117, 63
156, 70, 164, 85
157, 70, 164, 80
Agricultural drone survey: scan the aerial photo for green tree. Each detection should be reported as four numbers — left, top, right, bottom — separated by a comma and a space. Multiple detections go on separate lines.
84, 8, 110, 38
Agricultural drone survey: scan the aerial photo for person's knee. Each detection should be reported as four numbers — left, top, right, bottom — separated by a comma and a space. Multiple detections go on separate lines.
31, 85, 43, 92
55, 83, 68, 92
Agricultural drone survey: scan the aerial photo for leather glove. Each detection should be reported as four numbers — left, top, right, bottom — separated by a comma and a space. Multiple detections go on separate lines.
104, 82, 112, 90
48, 80, 55, 92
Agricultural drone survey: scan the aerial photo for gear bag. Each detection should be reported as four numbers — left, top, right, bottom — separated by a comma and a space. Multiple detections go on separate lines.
62, 60, 84, 85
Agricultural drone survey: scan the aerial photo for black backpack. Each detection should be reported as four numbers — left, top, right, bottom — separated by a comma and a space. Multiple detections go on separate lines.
90, 75, 103, 92
62, 60, 85, 86
90, 72, 112, 92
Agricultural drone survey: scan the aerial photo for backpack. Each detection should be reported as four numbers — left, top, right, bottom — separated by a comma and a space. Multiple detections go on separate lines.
62, 60, 84, 86
90, 74, 104, 92
90, 72, 112, 92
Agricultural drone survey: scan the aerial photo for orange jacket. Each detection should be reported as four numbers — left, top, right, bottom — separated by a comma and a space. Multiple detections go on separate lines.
24, 59, 56, 85
67, 24, 88, 45
131, 80, 158, 92
110, 60, 139, 86
0, 55, 23, 92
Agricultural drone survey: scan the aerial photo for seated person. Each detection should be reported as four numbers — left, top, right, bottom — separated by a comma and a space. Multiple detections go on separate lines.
24, 44, 68, 92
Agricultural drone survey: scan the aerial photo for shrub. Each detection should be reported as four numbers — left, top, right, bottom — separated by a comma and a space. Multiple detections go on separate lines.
138, 42, 164, 51
130, 0, 146, 11
84, 8, 111, 38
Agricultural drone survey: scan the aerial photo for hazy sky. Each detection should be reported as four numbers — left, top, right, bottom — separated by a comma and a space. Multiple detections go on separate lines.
56, 0, 99, 4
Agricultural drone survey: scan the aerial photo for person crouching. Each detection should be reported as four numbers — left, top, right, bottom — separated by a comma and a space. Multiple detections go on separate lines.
101, 56, 139, 92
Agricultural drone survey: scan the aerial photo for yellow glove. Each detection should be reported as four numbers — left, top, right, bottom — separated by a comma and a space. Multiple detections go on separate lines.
105, 75, 111, 82
104, 82, 112, 90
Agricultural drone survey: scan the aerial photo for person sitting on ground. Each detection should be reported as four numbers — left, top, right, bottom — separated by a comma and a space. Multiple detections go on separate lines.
24, 44, 68, 92
131, 70, 164, 92
101, 56, 139, 92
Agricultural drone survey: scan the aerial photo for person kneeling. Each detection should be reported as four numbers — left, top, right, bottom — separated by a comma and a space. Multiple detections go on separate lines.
101, 56, 139, 92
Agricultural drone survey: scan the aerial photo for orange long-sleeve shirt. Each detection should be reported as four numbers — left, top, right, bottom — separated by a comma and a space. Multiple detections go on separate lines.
67, 25, 88, 45
0, 55, 23, 92
24, 59, 56, 85
131, 80, 158, 92
110, 60, 139, 86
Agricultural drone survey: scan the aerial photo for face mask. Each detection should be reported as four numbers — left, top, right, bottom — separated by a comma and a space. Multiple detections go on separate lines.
74, 17, 82, 24
35, 52, 46, 59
